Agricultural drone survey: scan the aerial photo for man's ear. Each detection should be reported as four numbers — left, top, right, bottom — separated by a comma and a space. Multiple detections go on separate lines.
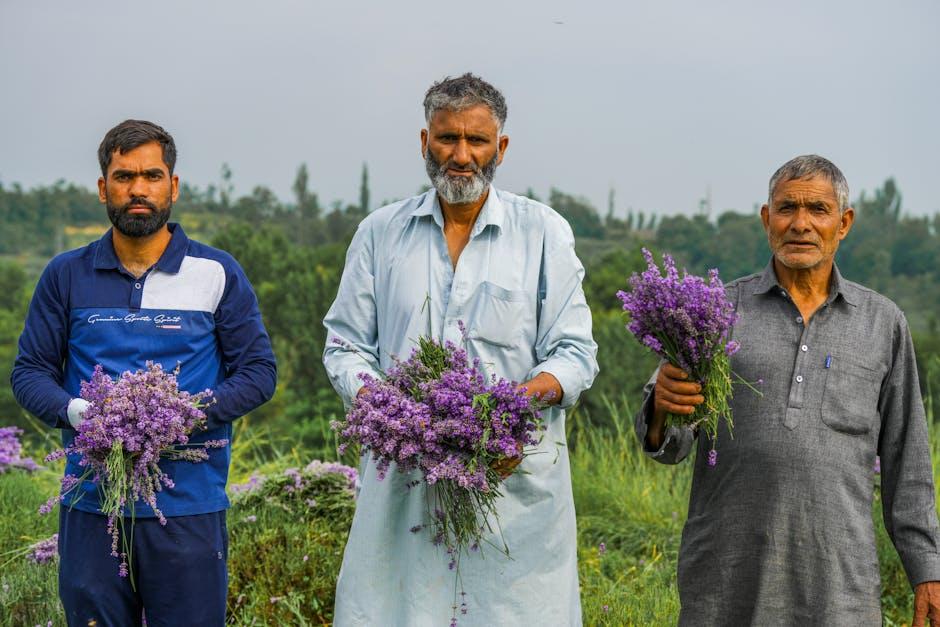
838, 206, 855, 240
496, 135, 509, 166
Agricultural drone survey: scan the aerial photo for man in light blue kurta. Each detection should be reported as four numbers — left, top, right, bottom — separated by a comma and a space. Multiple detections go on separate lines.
323, 74, 598, 626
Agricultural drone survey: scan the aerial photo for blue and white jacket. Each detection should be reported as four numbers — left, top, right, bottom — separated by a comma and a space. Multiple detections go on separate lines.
11, 223, 277, 517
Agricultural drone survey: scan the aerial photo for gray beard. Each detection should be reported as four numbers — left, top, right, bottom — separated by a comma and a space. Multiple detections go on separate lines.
424, 149, 499, 205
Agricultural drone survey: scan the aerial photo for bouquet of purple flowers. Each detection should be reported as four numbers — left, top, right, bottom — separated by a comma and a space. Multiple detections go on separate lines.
41, 362, 224, 579
332, 335, 543, 616
617, 249, 740, 451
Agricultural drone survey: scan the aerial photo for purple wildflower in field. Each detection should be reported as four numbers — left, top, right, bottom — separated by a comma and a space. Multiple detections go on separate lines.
331, 334, 544, 625
26, 533, 58, 565
229, 472, 264, 495
707, 449, 718, 467
39, 362, 222, 579
0, 426, 39, 473
598, 542, 606, 556
304, 460, 359, 491
617, 249, 743, 444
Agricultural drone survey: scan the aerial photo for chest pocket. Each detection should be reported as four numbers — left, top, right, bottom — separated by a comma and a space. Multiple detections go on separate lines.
467, 281, 530, 349
819, 356, 885, 435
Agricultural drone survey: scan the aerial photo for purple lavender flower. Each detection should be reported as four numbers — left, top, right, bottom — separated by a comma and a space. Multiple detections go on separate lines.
0, 426, 40, 473
332, 337, 542, 501
331, 334, 545, 627
40, 362, 216, 579
304, 460, 359, 491
707, 449, 718, 467
26, 534, 58, 565
617, 249, 741, 443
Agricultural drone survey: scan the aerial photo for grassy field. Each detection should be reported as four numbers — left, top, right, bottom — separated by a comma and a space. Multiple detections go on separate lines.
0, 403, 936, 626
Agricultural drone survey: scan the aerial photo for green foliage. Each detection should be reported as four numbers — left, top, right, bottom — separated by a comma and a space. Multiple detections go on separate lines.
0, 468, 62, 626
550, 188, 605, 239
579, 313, 657, 425
573, 406, 686, 625
0, 261, 44, 432
227, 466, 355, 625
0, 181, 102, 256
212, 223, 349, 448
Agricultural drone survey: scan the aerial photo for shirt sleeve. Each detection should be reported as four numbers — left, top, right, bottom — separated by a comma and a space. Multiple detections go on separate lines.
878, 310, 940, 586
525, 217, 598, 409
634, 365, 696, 464
10, 260, 73, 429
203, 260, 277, 430
322, 221, 383, 407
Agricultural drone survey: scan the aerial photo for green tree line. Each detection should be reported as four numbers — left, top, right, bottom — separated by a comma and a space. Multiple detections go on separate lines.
1, 168, 939, 446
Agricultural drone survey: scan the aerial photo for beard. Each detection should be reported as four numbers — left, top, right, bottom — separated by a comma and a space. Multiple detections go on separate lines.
107, 196, 172, 238
424, 148, 499, 205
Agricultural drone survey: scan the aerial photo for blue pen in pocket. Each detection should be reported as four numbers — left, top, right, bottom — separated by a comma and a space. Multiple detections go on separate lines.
825, 354, 832, 369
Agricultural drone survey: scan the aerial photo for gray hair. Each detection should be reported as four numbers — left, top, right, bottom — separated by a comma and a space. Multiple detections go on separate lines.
768, 154, 850, 213
423, 73, 508, 132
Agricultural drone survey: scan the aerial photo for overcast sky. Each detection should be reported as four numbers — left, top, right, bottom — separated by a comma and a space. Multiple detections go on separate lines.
1, 1, 938, 218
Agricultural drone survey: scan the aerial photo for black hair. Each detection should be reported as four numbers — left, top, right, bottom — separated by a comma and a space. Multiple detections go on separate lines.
98, 119, 177, 176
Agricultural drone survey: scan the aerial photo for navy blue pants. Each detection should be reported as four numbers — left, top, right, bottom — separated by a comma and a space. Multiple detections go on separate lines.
58, 507, 228, 627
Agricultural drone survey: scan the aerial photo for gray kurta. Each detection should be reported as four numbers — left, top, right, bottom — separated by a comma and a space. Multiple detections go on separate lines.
636, 261, 940, 626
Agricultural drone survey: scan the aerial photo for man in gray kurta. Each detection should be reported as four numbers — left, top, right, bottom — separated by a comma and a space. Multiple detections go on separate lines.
637, 155, 940, 625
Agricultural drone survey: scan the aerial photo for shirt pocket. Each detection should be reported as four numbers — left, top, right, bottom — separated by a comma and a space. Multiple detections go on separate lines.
819, 356, 884, 435
466, 281, 530, 349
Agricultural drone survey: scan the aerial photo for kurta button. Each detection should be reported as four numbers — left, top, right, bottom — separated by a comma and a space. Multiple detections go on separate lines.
134, 282, 141, 289
796, 375, 804, 383
801, 345, 808, 352
796, 316, 803, 323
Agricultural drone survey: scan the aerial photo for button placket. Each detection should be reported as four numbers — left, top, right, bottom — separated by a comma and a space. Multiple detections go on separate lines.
784, 317, 813, 430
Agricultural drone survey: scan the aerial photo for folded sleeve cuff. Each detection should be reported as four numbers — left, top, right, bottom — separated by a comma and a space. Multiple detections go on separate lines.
527, 358, 586, 409
634, 369, 695, 465
903, 552, 940, 587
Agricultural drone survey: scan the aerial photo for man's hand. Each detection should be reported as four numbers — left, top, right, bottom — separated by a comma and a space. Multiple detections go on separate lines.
647, 364, 704, 449
66, 398, 90, 429
912, 581, 940, 627
518, 372, 562, 406
489, 376, 560, 480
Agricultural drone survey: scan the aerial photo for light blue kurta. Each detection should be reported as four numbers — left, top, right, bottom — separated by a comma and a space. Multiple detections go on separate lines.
323, 186, 598, 626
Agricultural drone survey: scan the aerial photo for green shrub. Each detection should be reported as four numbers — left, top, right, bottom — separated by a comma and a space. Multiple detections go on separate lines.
0, 468, 62, 626
226, 464, 356, 625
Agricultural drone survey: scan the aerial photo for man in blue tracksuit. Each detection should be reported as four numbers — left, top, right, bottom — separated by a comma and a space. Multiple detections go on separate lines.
11, 119, 277, 626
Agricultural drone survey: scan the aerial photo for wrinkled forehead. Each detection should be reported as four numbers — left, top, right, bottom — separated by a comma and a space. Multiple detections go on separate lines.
771, 175, 839, 203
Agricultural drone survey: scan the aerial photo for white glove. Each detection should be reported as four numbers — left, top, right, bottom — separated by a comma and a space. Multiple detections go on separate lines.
67, 398, 91, 429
